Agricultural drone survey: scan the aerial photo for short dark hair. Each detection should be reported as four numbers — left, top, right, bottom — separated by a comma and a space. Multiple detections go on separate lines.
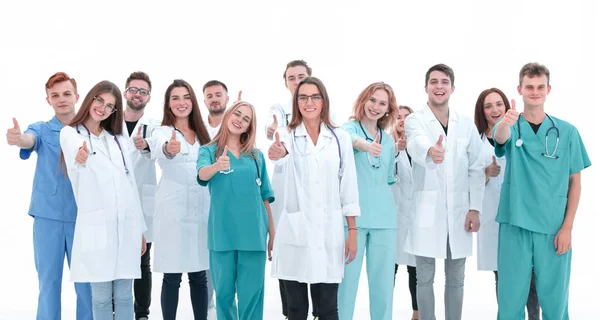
283, 60, 312, 79
203, 80, 228, 93
519, 62, 550, 86
125, 71, 152, 91
425, 64, 455, 86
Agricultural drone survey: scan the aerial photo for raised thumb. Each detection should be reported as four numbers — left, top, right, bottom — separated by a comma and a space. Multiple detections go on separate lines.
171, 130, 177, 140
436, 134, 444, 146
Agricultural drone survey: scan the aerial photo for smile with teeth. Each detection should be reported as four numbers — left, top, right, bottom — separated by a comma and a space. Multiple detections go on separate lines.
304, 107, 317, 112
368, 108, 380, 116
94, 109, 105, 117
231, 121, 242, 129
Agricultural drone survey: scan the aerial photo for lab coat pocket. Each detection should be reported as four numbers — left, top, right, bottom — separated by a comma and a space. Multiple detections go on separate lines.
76, 210, 107, 252
276, 210, 309, 247
141, 184, 156, 217
414, 191, 437, 228
551, 196, 568, 233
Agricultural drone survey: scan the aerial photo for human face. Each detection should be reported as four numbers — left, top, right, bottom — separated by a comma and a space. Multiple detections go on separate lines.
394, 108, 412, 133
46, 80, 79, 115
124, 79, 151, 111
363, 89, 389, 122
227, 104, 252, 135
483, 92, 506, 127
518, 75, 551, 108
203, 85, 229, 116
285, 66, 309, 96
425, 70, 454, 108
89, 92, 116, 123
297, 84, 323, 123
169, 87, 193, 119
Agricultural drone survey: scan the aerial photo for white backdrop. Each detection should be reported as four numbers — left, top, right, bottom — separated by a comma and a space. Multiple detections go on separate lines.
0, 0, 598, 319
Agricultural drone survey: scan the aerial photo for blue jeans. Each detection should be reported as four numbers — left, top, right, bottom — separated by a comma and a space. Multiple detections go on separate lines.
161, 271, 208, 320
90, 280, 133, 320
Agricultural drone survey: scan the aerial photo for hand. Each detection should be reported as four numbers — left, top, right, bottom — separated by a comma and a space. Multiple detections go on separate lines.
75, 141, 89, 165
428, 134, 445, 164
485, 156, 501, 178
267, 114, 278, 139
6, 117, 22, 146
501, 99, 519, 127
368, 132, 382, 157
268, 230, 275, 261
345, 229, 358, 264
166, 130, 181, 155
268, 132, 287, 160
236, 90, 243, 102
216, 146, 230, 171
133, 126, 148, 150
554, 227, 572, 255
141, 236, 147, 256
465, 210, 480, 232
395, 131, 407, 152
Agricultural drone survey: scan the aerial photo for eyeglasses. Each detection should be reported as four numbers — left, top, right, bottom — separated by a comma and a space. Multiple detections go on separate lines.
93, 96, 117, 114
126, 87, 150, 96
297, 94, 323, 104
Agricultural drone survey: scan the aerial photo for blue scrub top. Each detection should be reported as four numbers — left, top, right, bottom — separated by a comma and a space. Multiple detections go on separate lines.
342, 120, 396, 229
197, 144, 275, 251
19, 116, 77, 222
493, 115, 591, 234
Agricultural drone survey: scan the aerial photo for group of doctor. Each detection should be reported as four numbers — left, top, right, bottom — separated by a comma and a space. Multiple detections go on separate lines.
7, 60, 590, 320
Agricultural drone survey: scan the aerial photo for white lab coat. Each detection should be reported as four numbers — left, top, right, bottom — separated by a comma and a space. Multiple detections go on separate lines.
150, 126, 210, 273
391, 151, 416, 266
122, 115, 161, 242
202, 112, 221, 139
60, 126, 146, 282
403, 105, 485, 259
477, 135, 506, 271
271, 123, 361, 284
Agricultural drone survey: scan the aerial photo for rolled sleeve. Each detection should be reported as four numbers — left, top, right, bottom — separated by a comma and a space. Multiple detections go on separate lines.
196, 145, 215, 186
20, 122, 43, 159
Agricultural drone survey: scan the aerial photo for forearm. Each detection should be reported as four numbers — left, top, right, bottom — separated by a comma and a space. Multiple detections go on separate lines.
17, 133, 35, 149
352, 137, 370, 153
345, 216, 357, 229
265, 200, 275, 234
562, 173, 582, 230
494, 121, 511, 144
198, 163, 219, 181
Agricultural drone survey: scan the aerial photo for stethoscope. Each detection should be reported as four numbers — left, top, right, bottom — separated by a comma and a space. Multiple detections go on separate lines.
359, 122, 382, 169
77, 124, 129, 174
292, 125, 343, 180
515, 113, 560, 159
219, 148, 262, 187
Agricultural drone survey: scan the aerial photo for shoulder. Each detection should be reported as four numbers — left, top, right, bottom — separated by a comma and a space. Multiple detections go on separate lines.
342, 120, 358, 130
200, 143, 217, 153
60, 125, 76, 136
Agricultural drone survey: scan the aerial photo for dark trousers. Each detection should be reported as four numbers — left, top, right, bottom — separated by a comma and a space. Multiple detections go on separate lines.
134, 242, 152, 319
161, 271, 208, 320
394, 263, 419, 311
279, 279, 319, 317
283, 280, 338, 320
494, 269, 540, 320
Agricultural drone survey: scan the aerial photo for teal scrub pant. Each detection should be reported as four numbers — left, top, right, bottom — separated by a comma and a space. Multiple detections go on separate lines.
209, 250, 266, 320
338, 227, 396, 320
497, 223, 571, 320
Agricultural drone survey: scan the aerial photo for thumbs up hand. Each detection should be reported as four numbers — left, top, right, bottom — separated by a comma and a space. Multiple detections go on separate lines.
166, 130, 181, 155
267, 114, 279, 140
502, 99, 519, 127
368, 132, 383, 157
6, 117, 22, 146
485, 155, 501, 178
237, 90, 243, 102
428, 134, 445, 164
268, 131, 288, 161
133, 126, 148, 150
395, 131, 407, 152
216, 145, 230, 171
76, 141, 89, 164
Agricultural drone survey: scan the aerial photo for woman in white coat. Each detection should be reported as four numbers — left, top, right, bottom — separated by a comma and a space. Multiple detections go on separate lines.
59, 80, 147, 320
268, 77, 360, 320
151, 79, 212, 320
390, 105, 419, 320
473, 88, 540, 319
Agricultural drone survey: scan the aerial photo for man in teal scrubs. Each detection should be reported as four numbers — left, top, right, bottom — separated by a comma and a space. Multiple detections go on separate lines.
494, 62, 591, 319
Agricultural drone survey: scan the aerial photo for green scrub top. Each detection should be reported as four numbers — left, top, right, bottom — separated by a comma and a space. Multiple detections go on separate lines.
493, 114, 591, 235
197, 144, 275, 251
342, 120, 396, 229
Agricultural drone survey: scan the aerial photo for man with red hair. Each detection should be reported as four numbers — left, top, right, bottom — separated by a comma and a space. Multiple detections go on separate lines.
6, 72, 93, 320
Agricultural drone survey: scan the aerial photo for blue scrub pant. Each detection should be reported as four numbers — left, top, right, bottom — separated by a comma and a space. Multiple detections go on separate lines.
338, 228, 396, 320
33, 217, 92, 320
209, 250, 266, 320
497, 223, 571, 320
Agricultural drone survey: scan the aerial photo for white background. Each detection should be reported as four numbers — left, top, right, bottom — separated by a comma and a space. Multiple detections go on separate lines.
0, 0, 598, 319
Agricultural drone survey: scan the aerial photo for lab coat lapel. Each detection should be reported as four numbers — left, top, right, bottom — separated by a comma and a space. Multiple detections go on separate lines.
315, 123, 333, 152
422, 104, 446, 141
446, 109, 460, 151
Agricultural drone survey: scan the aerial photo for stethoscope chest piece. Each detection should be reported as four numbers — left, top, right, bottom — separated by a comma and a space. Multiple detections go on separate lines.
515, 139, 523, 147
256, 177, 262, 186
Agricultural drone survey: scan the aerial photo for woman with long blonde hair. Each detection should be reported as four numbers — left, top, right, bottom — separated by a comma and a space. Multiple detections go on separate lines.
197, 101, 275, 320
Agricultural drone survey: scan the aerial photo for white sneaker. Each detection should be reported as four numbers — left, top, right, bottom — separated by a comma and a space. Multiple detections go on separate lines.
207, 307, 217, 320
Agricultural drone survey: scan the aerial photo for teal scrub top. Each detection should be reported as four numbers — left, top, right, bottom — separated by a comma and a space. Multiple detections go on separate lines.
197, 144, 275, 251
20, 116, 77, 222
342, 120, 396, 229
493, 115, 591, 235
